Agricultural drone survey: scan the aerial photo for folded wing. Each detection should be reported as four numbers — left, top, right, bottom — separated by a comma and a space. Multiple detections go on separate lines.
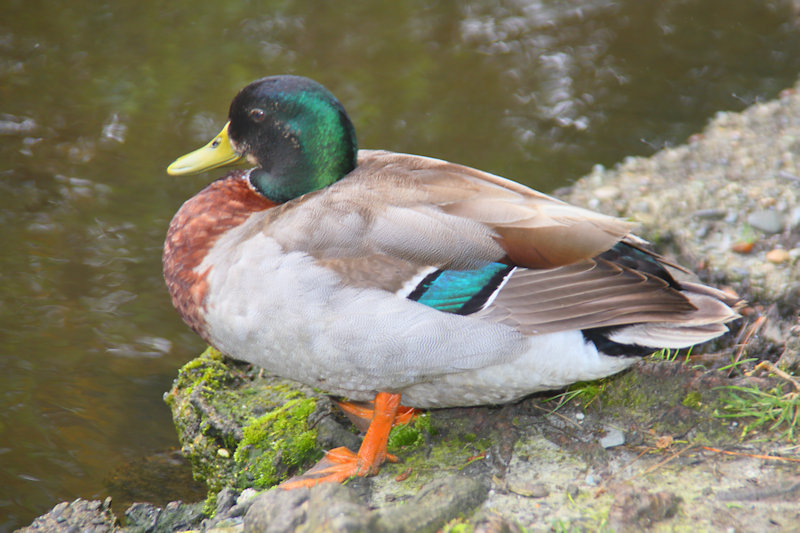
263, 150, 739, 338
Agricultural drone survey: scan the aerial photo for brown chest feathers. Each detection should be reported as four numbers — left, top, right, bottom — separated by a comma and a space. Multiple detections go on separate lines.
162, 171, 276, 340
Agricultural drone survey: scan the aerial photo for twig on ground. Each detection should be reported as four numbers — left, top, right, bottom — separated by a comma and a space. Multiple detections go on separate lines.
701, 445, 800, 463
747, 360, 800, 392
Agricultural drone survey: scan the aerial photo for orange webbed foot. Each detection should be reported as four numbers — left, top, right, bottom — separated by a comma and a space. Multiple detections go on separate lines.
337, 398, 420, 433
279, 392, 403, 489
279, 447, 362, 489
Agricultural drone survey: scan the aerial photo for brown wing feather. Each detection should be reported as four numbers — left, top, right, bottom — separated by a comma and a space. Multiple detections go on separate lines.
355, 151, 635, 268
268, 150, 635, 272
262, 149, 739, 337
476, 259, 698, 334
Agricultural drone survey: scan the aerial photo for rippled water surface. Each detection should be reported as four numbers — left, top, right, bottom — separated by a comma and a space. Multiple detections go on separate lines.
2, 1, 800, 529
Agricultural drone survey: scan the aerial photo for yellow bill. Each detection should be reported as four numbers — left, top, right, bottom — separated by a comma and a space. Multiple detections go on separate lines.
167, 122, 244, 175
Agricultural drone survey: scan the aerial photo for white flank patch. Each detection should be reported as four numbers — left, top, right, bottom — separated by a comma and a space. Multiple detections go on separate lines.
480, 266, 517, 311
395, 266, 439, 298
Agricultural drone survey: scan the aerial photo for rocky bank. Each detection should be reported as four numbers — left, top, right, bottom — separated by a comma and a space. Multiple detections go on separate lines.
20, 79, 800, 532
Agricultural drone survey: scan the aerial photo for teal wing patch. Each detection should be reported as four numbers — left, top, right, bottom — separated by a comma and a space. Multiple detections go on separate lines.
406, 263, 515, 315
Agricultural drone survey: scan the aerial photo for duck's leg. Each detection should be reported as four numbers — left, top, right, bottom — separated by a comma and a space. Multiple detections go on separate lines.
280, 391, 401, 489
337, 398, 420, 433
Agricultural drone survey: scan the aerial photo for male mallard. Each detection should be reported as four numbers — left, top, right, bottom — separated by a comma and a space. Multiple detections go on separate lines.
163, 75, 740, 487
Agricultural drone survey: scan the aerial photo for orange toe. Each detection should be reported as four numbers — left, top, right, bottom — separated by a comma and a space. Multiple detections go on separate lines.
394, 405, 421, 426
337, 399, 420, 433
280, 392, 403, 490
279, 447, 361, 489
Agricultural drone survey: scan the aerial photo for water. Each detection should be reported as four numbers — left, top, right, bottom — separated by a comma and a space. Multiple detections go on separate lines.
2, 0, 800, 529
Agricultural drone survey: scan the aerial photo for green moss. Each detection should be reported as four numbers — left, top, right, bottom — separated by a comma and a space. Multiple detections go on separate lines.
233, 397, 322, 488
682, 391, 703, 410
163, 348, 248, 492
201, 491, 217, 518
166, 346, 329, 500
383, 413, 492, 489
388, 412, 432, 449
165, 346, 231, 403
442, 518, 475, 533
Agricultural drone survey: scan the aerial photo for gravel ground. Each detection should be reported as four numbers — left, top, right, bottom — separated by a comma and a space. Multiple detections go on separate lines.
561, 84, 800, 327
20, 80, 800, 533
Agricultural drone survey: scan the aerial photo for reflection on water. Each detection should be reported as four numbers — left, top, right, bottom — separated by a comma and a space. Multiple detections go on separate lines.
2, 0, 800, 529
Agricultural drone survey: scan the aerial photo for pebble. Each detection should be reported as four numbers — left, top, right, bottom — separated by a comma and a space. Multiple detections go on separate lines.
507, 480, 550, 498
21, 498, 117, 532
747, 210, 785, 234
566, 484, 580, 498
600, 428, 626, 448
765, 248, 790, 264
594, 185, 620, 200
694, 208, 727, 220
238, 488, 258, 505
731, 241, 755, 254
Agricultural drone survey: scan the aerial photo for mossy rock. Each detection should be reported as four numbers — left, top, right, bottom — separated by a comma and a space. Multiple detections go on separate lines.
165, 347, 795, 530
164, 347, 341, 497
233, 396, 321, 488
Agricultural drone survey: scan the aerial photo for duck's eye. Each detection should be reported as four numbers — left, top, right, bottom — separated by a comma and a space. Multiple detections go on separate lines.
249, 108, 266, 122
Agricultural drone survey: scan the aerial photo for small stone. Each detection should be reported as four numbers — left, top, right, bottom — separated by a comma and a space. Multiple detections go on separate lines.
214, 488, 238, 516
21, 499, 118, 532
789, 206, 800, 229
376, 475, 488, 532
765, 248, 790, 264
238, 488, 258, 505
600, 428, 626, 448
217, 447, 230, 458
304, 483, 372, 532
731, 241, 755, 254
777, 336, 800, 372
747, 209, 785, 234
226, 489, 259, 520
594, 185, 620, 200
507, 480, 550, 498
245, 486, 311, 533
694, 208, 727, 220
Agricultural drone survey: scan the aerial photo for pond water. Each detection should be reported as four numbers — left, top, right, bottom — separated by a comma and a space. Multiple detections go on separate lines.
2, 1, 800, 529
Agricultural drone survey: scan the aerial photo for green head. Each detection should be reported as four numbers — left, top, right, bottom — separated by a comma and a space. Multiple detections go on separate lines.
167, 75, 358, 203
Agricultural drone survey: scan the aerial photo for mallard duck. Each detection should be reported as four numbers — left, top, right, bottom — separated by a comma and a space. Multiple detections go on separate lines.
163, 75, 740, 487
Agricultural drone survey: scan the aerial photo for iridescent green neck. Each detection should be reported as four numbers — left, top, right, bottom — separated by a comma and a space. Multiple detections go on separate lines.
228, 76, 358, 203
